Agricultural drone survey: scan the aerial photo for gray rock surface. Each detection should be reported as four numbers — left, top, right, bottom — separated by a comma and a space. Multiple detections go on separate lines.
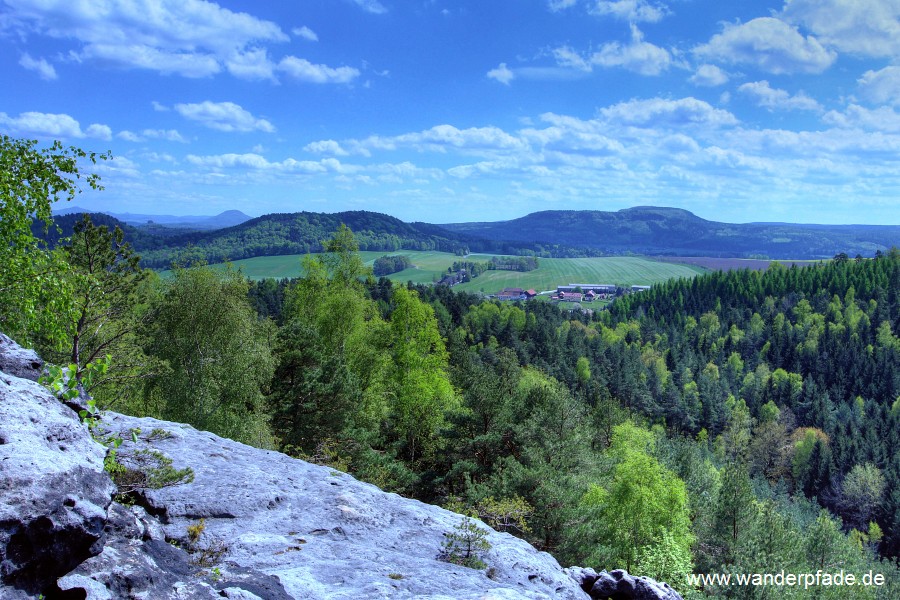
0, 333, 43, 381
567, 567, 684, 600
0, 358, 115, 596
90, 411, 589, 600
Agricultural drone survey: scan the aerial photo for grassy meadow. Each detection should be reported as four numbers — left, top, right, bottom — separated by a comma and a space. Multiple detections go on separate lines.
196, 251, 705, 293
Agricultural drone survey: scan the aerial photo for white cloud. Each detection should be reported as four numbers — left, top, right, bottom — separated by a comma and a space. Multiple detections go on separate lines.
738, 80, 822, 112
117, 131, 142, 142
144, 129, 188, 142
85, 123, 112, 140
690, 64, 728, 87
823, 104, 900, 133
152, 101, 169, 112
783, 0, 900, 59
548, 0, 578, 11
0, 111, 84, 138
175, 101, 275, 133
857, 66, 900, 106
487, 63, 515, 85
554, 25, 673, 76
349, 0, 388, 14
277, 56, 360, 84
592, 0, 669, 23
304, 140, 350, 156
19, 53, 57, 80
357, 124, 530, 154
292, 26, 318, 42
225, 48, 276, 81
117, 128, 187, 142
597, 97, 739, 128
694, 17, 836, 74
4, 0, 289, 79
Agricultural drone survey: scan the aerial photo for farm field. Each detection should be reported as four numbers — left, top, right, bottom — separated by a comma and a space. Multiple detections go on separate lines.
652, 256, 824, 271
195, 251, 705, 292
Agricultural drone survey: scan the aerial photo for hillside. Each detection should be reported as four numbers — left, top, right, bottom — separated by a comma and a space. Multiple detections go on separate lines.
53, 207, 253, 230
42, 205, 899, 270
440, 206, 900, 259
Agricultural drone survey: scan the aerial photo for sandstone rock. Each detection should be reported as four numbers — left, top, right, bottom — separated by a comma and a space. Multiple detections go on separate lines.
0, 368, 115, 595
90, 412, 589, 600
0, 332, 43, 381
577, 568, 683, 600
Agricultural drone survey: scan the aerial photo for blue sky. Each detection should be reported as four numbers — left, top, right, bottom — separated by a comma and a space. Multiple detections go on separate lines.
2, 0, 900, 225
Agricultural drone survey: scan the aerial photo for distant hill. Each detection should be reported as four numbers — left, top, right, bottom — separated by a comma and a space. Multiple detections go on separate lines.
440, 206, 900, 259
80, 210, 523, 269
51, 206, 252, 230
40, 206, 899, 269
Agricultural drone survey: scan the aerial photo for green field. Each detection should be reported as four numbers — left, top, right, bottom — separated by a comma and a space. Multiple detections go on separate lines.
196, 251, 705, 292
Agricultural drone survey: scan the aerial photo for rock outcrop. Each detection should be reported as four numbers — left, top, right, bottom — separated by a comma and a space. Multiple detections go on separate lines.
0, 343, 115, 597
0, 334, 683, 600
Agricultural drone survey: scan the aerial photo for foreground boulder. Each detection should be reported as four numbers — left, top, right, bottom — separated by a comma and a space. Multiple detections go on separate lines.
0, 347, 115, 597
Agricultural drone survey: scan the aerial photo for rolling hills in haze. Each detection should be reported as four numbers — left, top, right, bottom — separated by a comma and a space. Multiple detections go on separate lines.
43, 206, 899, 269
440, 206, 900, 259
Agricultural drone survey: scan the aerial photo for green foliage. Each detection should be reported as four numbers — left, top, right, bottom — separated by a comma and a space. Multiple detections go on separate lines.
576, 422, 693, 577
183, 518, 228, 568
142, 264, 276, 447
0, 135, 108, 347
475, 495, 534, 534
40, 214, 149, 391
386, 286, 459, 462
373, 254, 412, 276
112, 448, 195, 494
441, 516, 491, 570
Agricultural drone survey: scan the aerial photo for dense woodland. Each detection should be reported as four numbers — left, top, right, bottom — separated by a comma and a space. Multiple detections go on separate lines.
3, 136, 900, 598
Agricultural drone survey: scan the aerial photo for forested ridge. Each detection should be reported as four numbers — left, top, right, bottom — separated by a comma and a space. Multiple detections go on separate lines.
41, 210, 607, 269
4, 136, 900, 598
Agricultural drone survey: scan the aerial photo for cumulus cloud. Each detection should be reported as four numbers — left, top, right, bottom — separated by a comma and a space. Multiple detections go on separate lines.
738, 80, 822, 112
85, 123, 113, 140
547, 0, 578, 11
0, 111, 112, 139
783, 0, 900, 59
304, 140, 350, 156
857, 66, 900, 106
694, 17, 836, 74
19, 53, 57, 80
225, 48, 276, 81
175, 101, 275, 133
689, 64, 728, 87
592, 0, 670, 23
553, 25, 673, 76
823, 104, 900, 133
293, 26, 318, 42
357, 124, 530, 154
597, 97, 739, 128
349, 0, 388, 14
487, 63, 515, 85
3, 0, 289, 79
118, 128, 187, 142
277, 57, 360, 84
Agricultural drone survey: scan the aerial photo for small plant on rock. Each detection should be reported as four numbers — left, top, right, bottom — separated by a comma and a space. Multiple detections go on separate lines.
440, 516, 491, 570
112, 448, 194, 496
184, 518, 229, 568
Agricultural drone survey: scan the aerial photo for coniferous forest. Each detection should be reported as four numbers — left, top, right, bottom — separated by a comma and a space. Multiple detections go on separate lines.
3, 136, 900, 598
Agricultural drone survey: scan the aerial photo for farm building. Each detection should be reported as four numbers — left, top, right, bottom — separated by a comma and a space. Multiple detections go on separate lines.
496, 288, 537, 301
630, 285, 651, 292
557, 284, 617, 294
